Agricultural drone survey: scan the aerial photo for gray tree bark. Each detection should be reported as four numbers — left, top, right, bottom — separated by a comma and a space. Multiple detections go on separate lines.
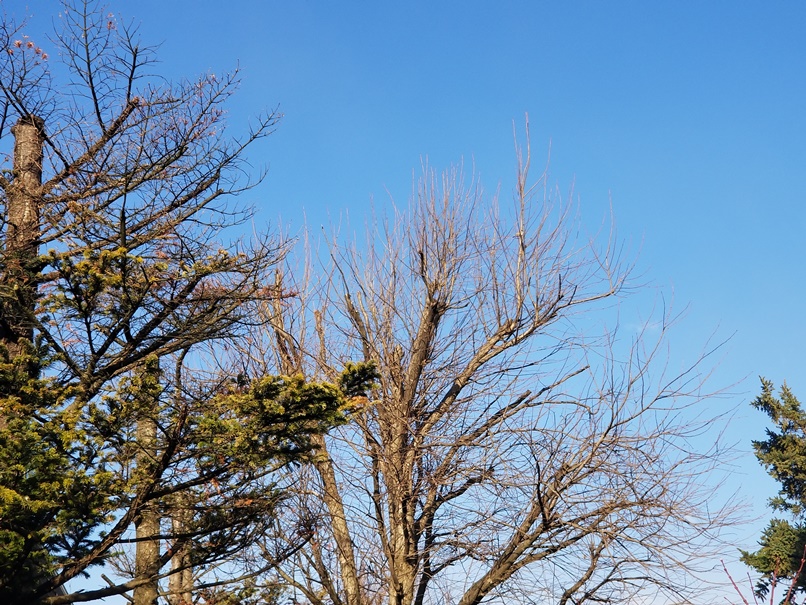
168, 493, 193, 605
133, 416, 161, 605
2, 115, 44, 360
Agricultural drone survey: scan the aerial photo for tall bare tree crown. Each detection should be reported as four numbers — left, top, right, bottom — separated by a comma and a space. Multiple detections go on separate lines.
246, 142, 738, 605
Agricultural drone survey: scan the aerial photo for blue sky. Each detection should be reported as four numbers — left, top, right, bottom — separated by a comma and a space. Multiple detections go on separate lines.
20, 0, 806, 591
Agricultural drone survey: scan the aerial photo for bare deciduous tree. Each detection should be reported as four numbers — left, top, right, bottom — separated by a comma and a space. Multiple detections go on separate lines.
246, 135, 736, 605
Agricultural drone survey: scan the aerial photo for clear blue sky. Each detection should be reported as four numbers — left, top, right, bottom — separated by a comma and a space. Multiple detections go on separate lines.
20, 0, 806, 590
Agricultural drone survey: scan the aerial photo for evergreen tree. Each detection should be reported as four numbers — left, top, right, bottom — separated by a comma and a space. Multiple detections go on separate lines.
0, 2, 376, 603
742, 379, 806, 601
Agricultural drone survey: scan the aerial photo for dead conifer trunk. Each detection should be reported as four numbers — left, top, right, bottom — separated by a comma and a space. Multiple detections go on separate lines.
2, 114, 44, 361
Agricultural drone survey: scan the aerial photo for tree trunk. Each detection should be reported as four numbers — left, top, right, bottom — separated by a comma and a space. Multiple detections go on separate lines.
314, 435, 364, 605
168, 493, 193, 605
134, 416, 161, 605
2, 115, 44, 361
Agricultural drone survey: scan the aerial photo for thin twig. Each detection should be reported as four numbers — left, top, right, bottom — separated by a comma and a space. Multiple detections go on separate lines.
722, 560, 752, 605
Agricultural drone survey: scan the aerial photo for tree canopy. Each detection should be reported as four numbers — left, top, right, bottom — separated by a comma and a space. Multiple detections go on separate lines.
0, 2, 740, 605
245, 154, 737, 605
0, 2, 375, 603
742, 380, 806, 602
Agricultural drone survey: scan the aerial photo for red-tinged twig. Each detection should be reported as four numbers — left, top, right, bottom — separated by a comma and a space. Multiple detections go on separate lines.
723, 560, 752, 605
781, 544, 806, 605
771, 571, 778, 605
746, 572, 761, 605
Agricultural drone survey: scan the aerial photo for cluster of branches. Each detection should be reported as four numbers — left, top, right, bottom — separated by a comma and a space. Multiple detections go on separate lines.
0, 2, 740, 605
0, 2, 375, 604
237, 142, 738, 605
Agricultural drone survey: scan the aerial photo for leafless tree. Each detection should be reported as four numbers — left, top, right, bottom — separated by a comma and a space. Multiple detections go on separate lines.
246, 132, 737, 605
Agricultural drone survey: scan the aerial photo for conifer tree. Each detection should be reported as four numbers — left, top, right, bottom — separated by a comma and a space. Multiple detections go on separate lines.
742, 379, 806, 602
0, 2, 375, 603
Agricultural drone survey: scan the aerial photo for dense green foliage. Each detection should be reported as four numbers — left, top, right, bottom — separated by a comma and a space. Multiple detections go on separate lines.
0, 336, 376, 602
742, 379, 806, 599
